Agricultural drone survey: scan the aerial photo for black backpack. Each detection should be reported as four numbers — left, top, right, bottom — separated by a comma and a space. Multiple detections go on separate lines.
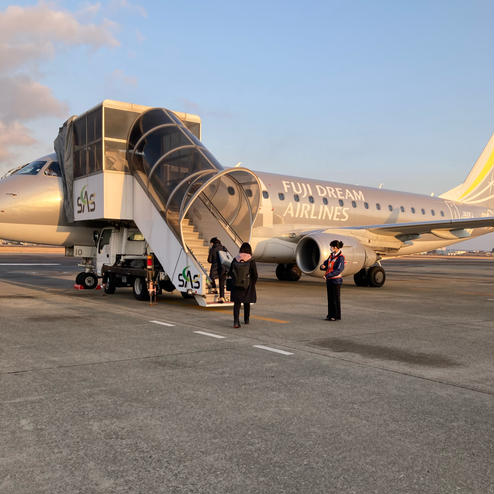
232, 261, 250, 289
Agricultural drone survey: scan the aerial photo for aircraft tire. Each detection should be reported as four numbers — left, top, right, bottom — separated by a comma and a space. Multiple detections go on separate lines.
354, 268, 369, 287
286, 264, 302, 281
275, 264, 288, 281
81, 272, 98, 289
103, 275, 116, 294
181, 291, 195, 299
75, 272, 86, 285
367, 266, 386, 288
133, 277, 149, 301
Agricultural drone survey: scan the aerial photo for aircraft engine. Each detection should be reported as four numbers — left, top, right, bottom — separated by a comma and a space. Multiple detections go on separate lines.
295, 233, 378, 277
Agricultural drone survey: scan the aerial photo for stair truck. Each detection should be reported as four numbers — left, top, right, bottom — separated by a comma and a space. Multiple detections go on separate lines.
56, 100, 261, 306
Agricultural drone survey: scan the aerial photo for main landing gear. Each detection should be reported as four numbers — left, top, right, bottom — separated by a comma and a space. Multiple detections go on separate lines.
353, 265, 386, 288
275, 263, 302, 282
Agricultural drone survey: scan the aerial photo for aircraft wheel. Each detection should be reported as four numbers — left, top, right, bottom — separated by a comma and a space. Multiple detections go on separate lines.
367, 266, 386, 287
275, 264, 288, 281
286, 264, 302, 281
133, 277, 149, 301
75, 272, 86, 285
181, 291, 195, 299
81, 272, 98, 289
103, 275, 116, 294
354, 268, 369, 287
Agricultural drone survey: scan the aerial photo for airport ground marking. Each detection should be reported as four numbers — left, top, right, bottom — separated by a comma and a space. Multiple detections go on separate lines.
253, 345, 293, 356
194, 330, 226, 339
149, 320, 175, 327
0, 263, 60, 266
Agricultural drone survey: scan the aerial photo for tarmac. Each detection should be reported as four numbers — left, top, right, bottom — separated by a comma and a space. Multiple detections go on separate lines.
0, 251, 492, 494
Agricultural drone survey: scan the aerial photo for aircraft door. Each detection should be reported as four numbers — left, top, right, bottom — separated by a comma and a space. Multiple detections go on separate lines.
96, 228, 113, 275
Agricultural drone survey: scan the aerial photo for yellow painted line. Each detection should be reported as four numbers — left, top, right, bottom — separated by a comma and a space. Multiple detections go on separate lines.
251, 315, 289, 324
150, 298, 290, 323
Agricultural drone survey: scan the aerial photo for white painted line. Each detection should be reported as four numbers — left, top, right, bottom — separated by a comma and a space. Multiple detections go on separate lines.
0, 263, 60, 266
253, 345, 293, 356
149, 320, 175, 327
194, 330, 225, 339
488, 299, 494, 301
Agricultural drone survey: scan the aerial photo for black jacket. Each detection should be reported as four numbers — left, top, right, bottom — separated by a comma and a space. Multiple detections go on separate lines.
208, 243, 227, 279
228, 258, 258, 303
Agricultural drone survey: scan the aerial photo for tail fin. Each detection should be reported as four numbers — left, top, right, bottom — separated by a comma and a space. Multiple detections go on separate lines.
440, 134, 494, 209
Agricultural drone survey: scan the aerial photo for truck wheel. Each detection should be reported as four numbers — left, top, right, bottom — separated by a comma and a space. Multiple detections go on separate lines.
160, 279, 176, 292
133, 277, 149, 301
81, 272, 98, 289
104, 275, 116, 294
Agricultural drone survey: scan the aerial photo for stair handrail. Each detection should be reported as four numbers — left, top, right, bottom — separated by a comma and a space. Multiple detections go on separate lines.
195, 193, 244, 246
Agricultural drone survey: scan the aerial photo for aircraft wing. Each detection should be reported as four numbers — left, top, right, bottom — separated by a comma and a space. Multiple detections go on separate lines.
342, 216, 494, 239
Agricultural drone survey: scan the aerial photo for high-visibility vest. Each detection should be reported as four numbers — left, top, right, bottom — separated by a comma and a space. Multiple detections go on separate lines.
325, 254, 344, 278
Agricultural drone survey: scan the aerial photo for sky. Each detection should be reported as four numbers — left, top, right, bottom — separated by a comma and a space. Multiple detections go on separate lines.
0, 0, 492, 249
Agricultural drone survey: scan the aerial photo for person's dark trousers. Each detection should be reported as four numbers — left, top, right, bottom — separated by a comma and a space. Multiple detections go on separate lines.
326, 281, 341, 319
233, 301, 250, 324
243, 303, 250, 323
233, 301, 241, 325
218, 273, 227, 298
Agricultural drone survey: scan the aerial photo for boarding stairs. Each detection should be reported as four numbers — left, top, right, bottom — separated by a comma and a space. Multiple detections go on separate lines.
128, 107, 260, 307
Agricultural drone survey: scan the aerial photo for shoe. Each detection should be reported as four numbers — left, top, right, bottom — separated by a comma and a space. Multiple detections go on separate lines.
244, 319, 249, 324
218, 297, 225, 303
325, 316, 332, 321
234, 323, 241, 328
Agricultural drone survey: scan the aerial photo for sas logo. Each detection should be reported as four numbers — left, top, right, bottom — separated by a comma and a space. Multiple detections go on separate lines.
178, 266, 200, 290
77, 185, 96, 214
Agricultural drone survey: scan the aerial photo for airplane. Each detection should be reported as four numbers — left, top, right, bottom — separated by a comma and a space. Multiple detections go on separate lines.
0, 103, 492, 291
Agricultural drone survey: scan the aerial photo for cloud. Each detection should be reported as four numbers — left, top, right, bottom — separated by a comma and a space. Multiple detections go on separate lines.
0, 1, 120, 165
110, 0, 147, 18
0, 75, 68, 122
0, 121, 36, 162
109, 68, 138, 87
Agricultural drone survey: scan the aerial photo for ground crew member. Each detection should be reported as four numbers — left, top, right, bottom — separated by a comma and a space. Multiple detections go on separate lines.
320, 240, 345, 321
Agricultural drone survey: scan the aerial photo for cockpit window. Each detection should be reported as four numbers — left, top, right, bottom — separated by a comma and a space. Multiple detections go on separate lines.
44, 161, 61, 177
13, 160, 47, 175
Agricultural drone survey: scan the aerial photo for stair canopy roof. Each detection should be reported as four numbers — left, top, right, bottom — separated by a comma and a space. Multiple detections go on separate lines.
127, 108, 260, 245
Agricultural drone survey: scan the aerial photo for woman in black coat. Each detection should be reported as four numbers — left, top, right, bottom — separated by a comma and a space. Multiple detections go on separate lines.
228, 242, 258, 328
208, 237, 227, 302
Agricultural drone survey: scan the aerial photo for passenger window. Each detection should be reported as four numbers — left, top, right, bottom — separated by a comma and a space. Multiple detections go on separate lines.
227, 186, 235, 196
351, 200, 357, 208
44, 161, 61, 177
388, 205, 393, 211
322, 198, 328, 205
411, 207, 416, 214
421, 208, 425, 215
376, 203, 381, 210
294, 194, 300, 202
262, 191, 269, 199
440, 210, 445, 217
431, 209, 435, 216
245, 189, 253, 197
308, 196, 314, 203
400, 206, 405, 213
278, 192, 285, 200
338, 199, 344, 207
364, 202, 369, 209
